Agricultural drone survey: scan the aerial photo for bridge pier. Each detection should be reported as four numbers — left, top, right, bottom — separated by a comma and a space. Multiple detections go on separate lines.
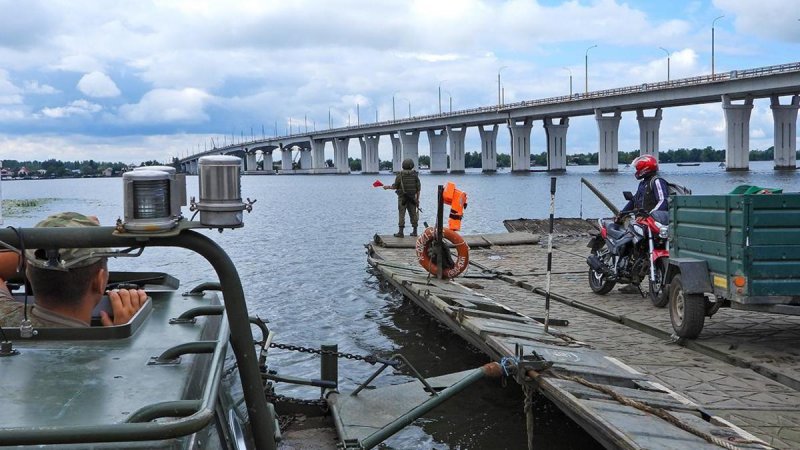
636, 108, 662, 159
246, 152, 257, 171
544, 117, 568, 172
508, 118, 533, 172
189, 160, 198, 175
390, 134, 402, 172
398, 131, 420, 169
333, 138, 351, 174
596, 110, 622, 172
722, 95, 754, 171
446, 126, 466, 173
299, 147, 312, 170
427, 129, 448, 173
311, 139, 328, 171
771, 95, 799, 170
359, 135, 380, 174
479, 124, 498, 172
262, 150, 273, 172
281, 145, 292, 171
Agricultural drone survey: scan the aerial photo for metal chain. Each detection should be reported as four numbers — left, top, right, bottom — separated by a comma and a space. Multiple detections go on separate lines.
266, 392, 329, 410
269, 342, 399, 367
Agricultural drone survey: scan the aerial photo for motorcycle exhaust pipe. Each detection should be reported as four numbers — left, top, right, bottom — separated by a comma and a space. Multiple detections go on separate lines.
587, 255, 611, 275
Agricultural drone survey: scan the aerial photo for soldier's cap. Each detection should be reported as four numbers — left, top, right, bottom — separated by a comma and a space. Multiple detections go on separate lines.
25, 212, 110, 271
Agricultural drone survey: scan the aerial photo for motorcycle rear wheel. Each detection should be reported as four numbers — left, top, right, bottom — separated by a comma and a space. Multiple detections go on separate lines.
588, 248, 616, 295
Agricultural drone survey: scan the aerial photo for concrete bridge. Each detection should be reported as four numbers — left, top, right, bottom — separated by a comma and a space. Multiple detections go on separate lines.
179, 62, 800, 174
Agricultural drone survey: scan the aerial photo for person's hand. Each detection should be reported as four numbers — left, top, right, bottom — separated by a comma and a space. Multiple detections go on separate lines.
383, 185, 390, 190
101, 288, 147, 326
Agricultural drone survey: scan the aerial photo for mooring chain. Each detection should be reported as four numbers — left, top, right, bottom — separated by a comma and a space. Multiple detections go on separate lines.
265, 391, 329, 410
268, 342, 401, 367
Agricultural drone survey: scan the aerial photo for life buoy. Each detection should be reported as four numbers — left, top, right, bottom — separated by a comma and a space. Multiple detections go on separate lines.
415, 227, 469, 279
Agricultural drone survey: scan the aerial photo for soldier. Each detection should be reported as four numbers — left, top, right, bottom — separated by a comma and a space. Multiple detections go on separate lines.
384, 158, 421, 237
0, 212, 146, 328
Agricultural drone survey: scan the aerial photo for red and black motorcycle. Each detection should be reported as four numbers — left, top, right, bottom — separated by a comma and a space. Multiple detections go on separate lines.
586, 192, 670, 307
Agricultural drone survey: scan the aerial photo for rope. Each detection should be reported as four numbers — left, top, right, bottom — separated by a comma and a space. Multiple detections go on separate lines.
523, 383, 535, 450
528, 369, 772, 450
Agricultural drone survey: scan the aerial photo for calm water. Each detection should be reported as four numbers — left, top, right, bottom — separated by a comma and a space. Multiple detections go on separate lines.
3, 160, 797, 449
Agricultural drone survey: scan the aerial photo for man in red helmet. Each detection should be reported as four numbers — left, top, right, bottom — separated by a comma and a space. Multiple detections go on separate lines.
619, 154, 669, 223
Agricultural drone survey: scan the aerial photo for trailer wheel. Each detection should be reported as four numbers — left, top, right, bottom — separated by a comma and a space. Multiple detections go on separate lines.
669, 274, 705, 339
648, 257, 669, 308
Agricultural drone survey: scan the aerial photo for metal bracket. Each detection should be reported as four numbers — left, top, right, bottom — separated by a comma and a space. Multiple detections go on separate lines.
148, 356, 182, 365
514, 344, 553, 384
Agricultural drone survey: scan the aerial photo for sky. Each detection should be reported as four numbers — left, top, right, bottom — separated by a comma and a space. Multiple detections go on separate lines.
0, 0, 798, 164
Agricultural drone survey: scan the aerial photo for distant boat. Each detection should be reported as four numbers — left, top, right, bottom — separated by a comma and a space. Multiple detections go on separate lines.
677, 163, 700, 167
718, 162, 726, 168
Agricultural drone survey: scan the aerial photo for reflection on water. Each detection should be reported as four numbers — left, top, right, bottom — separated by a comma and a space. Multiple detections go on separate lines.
1, 160, 795, 448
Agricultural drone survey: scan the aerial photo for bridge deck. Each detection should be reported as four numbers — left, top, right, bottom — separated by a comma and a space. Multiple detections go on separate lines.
367, 226, 800, 449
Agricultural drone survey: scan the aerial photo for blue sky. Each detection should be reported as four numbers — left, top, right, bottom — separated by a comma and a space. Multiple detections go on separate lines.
0, 0, 798, 164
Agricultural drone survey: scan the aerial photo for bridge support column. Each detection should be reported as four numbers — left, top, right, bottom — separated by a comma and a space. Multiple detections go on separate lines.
427, 129, 448, 173
189, 160, 197, 175
479, 124, 498, 172
281, 146, 292, 171
544, 117, 569, 172
246, 152, 257, 171
398, 130, 420, 169
263, 150, 273, 172
447, 126, 466, 173
722, 95, 754, 171
311, 139, 327, 171
508, 118, 533, 172
636, 108, 662, 159
596, 110, 622, 172
390, 134, 402, 172
333, 138, 350, 174
299, 148, 312, 170
771, 95, 799, 170
359, 135, 380, 174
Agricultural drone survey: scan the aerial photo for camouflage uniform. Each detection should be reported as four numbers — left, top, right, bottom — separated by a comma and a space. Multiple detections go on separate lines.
393, 169, 421, 229
0, 212, 107, 329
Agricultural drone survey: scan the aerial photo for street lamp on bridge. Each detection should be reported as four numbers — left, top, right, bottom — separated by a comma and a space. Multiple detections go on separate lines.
442, 89, 453, 113
497, 66, 508, 107
585, 44, 598, 95
712, 15, 725, 80
397, 97, 411, 118
438, 80, 448, 114
562, 67, 573, 97
659, 47, 671, 81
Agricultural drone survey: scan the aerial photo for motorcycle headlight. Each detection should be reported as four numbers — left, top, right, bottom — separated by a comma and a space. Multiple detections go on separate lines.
659, 225, 669, 239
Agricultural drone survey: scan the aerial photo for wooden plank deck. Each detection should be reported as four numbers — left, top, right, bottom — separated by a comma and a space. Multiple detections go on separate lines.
367, 231, 800, 449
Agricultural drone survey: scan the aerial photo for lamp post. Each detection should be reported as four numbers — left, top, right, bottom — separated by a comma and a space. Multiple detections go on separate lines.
712, 15, 724, 80
356, 103, 360, 126
328, 108, 332, 129
497, 66, 508, 107
585, 45, 597, 95
562, 67, 573, 97
659, 47, 671, 81
438, 80, 447, 114
398, 97, 411, 118
392, 95, 396, 121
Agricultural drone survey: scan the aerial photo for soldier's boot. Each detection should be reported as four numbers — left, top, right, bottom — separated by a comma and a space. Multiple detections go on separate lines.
410, 226, 418, 237
393, 226, 404, 238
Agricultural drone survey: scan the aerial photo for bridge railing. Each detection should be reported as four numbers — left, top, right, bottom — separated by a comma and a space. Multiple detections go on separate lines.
184, 61, 800, 160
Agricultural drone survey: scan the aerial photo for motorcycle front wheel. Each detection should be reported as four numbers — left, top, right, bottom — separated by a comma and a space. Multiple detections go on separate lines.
648, 257, 669, 307
588, 248, 616, 295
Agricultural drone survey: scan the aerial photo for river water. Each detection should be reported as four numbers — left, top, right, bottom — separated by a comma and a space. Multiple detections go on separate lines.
2, 160, 797, 449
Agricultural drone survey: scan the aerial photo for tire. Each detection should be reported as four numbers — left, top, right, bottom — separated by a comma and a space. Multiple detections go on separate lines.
588, 248, 616, 295
648, 257, 669, 307
669, 274, 706, 339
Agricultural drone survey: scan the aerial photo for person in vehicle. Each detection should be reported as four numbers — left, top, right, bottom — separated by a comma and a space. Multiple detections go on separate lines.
384, 158, 421, 238
619, 154, 669, 224
0, 212, 147, 328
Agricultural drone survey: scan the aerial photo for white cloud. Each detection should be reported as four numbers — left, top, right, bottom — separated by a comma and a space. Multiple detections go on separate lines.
714, 0, 800, 42
22, 80, 59, 94
0, 69, 22, 105
118, 88, 211, 123
77, 71, 120, 98
40, 100, 102, 118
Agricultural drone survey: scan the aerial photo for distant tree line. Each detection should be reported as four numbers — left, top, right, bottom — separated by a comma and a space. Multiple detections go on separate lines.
2, 159, 164, 178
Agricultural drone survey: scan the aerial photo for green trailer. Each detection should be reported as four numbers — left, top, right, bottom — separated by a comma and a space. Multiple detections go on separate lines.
667, 192, 800, 338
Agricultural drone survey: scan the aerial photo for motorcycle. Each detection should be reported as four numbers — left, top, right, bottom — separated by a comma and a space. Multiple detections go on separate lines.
586, 191, 670, 307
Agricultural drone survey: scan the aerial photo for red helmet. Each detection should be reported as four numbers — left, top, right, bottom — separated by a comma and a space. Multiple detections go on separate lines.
632, 154, 658, 179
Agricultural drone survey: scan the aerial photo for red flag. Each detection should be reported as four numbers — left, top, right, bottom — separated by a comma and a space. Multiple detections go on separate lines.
372, 180, 384, 187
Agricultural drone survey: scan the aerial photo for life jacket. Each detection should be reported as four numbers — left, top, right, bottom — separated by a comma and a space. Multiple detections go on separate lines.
443, 182, 468, 231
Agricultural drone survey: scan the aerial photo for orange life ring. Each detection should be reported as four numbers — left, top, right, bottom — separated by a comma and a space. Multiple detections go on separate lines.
415, 227, 469, 279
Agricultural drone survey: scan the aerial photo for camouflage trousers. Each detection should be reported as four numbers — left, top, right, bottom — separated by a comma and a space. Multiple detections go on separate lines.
397, 198, 419, 228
